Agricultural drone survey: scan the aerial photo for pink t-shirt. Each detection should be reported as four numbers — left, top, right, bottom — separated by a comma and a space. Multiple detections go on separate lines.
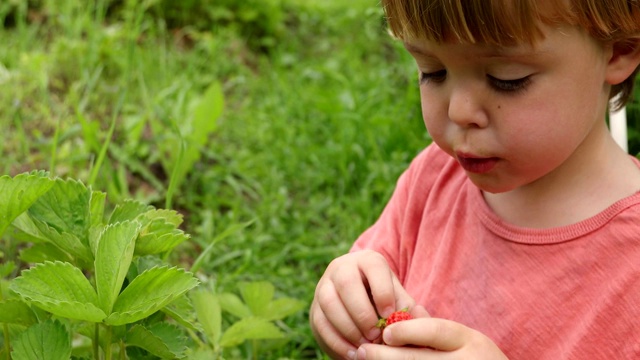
352, 143, 640, 359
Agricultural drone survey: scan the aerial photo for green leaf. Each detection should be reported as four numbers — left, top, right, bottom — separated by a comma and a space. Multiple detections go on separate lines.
9, 261, 106, 322
29, 221, 93, 262
191, 289, 221, 344
0, 300, 38, 326
126, 323, 188, 359
108, 199, 152, 224
105, 266, 199, 325
169, 81, 224, 191
139, 208, 184, 227
25, 178, 97, 263
0, 171, 54, 237
94, 221, 140, 314
28, 178, 91, 241
134, 209, 189, 255
186, 348, 218, 360
136, 230, 190, 255
89, 190, 106, 228
191, 81, 224, 141
161, 294, 201, 332
218, 292, 252, 319
0, 260, 15, 278
19, 243, 72, 264
219, 317, 284, 348
11, 320, 71, 360
9, 212, 50, 243
239, 281, 274, 316
261, 297, 306, 321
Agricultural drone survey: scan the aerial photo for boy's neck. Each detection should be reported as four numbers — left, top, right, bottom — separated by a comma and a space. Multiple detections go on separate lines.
483, 127, 640, 229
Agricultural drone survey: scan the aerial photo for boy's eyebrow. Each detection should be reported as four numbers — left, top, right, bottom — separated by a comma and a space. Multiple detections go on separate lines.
403, 42, 431, 56
403, 41, 548, 60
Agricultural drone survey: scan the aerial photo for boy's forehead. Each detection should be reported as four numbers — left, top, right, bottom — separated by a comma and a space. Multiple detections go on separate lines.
402, 35, 553, 59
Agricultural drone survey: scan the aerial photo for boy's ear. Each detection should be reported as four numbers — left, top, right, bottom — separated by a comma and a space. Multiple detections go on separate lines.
605, 37, 640, 85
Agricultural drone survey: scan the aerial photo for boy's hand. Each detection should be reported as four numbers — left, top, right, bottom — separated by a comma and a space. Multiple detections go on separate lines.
310, 250, 417, 359
356, 317, 508, 359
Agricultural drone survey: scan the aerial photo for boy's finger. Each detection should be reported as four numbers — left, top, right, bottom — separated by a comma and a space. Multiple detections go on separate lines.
383, 317, 467, 351
389, 272, 416, 313
317, 281, 370, 345
332, 267, 384, 341
310, 300, 358, 359
356, 251, 400, 319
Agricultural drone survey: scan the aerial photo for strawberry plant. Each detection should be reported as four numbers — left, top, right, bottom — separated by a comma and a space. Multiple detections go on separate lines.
0, 171, 305, 359
0, 171, 199, 359
188, 281, 305, 359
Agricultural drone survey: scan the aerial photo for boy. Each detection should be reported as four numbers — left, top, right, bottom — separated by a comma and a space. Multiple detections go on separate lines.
310, 0, 640, 359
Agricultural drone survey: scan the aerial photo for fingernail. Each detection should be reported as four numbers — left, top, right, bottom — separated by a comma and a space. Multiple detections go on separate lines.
382, 328, 393, 345
357, 346, 366, 360
347, 349, 357, 360
381, 305, 395, 318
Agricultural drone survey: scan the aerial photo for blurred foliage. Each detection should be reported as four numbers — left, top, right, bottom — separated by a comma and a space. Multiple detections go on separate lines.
627, 77, 640, 155
1, 0, 289, 53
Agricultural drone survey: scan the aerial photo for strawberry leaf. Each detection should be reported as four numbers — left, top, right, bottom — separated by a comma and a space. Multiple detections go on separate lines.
191, 288, 222, 344
105, 266, 199, 325
239, 281, 274, 316
94, 221, 140, 314
0, 300, 38, 326
89, 190, 106, 228
11, 320, 71, 360
28, 178, 91, 242
108, 199, 152, 224
161, 294, 202, 332
261, 297, 306, 321
126, 323, 188, 359
28, 220, 93, 262
219, 317, 284, 348
27, 178, 99, 263
19, 243, 72, 264
0, 171, 54, 237
9, 261, 106, 322
134, 209, 189, 255
218, 292, 252, 319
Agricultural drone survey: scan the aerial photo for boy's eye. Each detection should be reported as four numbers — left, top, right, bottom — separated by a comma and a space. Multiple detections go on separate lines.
487, 75, 531, 93
419, 70, 447, 84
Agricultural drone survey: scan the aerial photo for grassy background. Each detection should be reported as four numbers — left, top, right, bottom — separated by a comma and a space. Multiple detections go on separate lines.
0, 0, 427, 358
0, 0, 638, 358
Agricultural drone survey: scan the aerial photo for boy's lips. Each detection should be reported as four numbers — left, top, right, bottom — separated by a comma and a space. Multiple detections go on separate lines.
456, 153, 499, 174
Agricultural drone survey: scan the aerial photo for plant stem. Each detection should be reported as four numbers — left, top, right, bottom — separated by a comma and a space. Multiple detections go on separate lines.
3, 324, 10, 360
0, 282, 9, 360
252, 339, 258, 360
93, 323, 100, 360
119, 340, 126, 360
104, 325, 113, 360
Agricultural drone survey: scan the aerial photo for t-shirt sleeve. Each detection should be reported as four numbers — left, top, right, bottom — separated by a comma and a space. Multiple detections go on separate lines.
350, 144, 448, 282
350, 163, 412, 277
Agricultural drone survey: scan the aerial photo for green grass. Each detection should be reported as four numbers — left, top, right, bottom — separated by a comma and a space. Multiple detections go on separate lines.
0, 0, 427, 358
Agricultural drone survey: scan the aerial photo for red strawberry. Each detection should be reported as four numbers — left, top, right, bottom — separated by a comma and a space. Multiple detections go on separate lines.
376, 308, 413, 329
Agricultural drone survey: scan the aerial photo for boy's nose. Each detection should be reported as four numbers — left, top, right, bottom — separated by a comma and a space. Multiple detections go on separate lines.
447, 87, 488, 129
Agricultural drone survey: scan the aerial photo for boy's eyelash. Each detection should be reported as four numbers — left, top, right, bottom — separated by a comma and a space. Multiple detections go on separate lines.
419, 70, 447, 84
488, 75, 531, 93
419, 71, 532, 94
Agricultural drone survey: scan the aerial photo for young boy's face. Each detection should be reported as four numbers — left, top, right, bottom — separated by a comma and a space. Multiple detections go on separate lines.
404, 24, 613, 193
